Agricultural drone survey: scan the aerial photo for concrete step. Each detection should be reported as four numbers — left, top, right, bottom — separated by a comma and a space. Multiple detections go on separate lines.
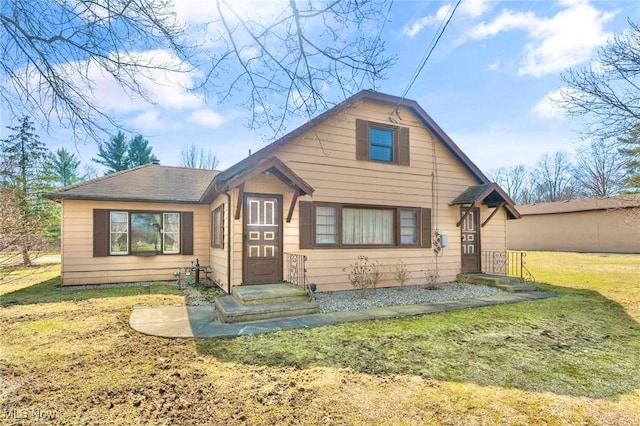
215, 295, 320, 323
232, 283, 311, 306
457, 273, 537, 293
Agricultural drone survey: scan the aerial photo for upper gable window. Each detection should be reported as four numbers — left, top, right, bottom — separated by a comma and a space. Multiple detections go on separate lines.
369, 126, 394, 162
356, 119, 410, 165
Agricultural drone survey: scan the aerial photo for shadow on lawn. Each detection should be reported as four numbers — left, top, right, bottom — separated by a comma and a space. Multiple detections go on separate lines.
0, 276, 181, 306
194, 283, 640, 399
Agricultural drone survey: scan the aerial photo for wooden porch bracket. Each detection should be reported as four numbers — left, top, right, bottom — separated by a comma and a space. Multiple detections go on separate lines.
456, 204, 473, 227
481, 202, 505, 228
235, 183, 244, 220
286, 191, 299, 223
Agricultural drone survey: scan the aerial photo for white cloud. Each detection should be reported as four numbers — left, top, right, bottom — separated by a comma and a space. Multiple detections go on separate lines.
531, 89, 566, 121
403, 0, 492, 39
131, 109, 166, 130
186, 109, 227, 127
469, 0, 618, 77
61, 49, 203, 114
403, 5, 452, 39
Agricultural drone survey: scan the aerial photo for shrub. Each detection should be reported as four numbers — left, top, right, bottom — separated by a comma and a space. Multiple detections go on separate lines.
393, 259, 410, 291
343, 256, 384, 298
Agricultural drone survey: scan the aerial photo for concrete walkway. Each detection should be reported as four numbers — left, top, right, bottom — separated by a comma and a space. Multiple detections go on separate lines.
130, 291, 557, 338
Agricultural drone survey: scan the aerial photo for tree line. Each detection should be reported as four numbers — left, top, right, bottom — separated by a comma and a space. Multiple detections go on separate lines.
489, 137, 636, 205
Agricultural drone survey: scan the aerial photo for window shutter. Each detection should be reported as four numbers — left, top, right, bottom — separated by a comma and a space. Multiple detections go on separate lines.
355, 119, 368, 160
421, 208, 432, 248
93, 209, 109, 257
398, 126, 410, 166
181, 211, 194, 255
299, 201, 313, 249
210, 211, 215, 249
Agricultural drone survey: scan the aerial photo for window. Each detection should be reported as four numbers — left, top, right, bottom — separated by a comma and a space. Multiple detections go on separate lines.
315, 205, 338, 244
299, 202, 430, 249
163, 213, 180, 254
369, 127, 394, 162
355, 119, 410, 165
95, 209, 192, 257
400, 209, 418, 244
343, 207, 393, 245
110, 211, 128, 255
212, 204, 224, 248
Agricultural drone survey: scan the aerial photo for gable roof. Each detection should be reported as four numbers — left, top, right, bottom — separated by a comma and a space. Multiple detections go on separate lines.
209, 90, 490, 192
450, 183, 520, 219
516, 194, 640, 215
46, 164, 219, 204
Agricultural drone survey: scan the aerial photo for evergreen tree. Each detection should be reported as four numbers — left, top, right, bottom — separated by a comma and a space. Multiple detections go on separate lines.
128, 134, 157, 167
92, 131, 130, 174
0, 116, 57, 265
49, 147, 83, 187
92, 132, 158, 174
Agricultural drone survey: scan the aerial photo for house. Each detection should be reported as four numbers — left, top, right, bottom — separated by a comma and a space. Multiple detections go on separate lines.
46, 90, 519, 292
507, 195, 640, 254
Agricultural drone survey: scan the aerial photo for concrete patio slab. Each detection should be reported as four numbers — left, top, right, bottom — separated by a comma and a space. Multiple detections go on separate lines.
130, 291, 558, 338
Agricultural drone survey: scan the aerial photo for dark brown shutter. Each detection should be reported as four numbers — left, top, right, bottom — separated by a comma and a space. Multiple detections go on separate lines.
398, 126, 410, 166
93, 209, 109, 257
210, 211, 215, 249
181, 211, 194, 255
355, 119, 368, 161
299, 201, 313, 249
421, 208, 432, 248
219, 204, 224, 249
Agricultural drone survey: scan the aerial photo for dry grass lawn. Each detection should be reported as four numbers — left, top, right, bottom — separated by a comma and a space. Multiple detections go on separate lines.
1, 252, 639, 425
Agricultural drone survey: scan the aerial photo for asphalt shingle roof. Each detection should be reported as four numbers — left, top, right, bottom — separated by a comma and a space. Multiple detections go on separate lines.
46, 164, 219, 204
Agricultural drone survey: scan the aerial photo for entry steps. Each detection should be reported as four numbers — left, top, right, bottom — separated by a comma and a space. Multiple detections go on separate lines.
457, 273, 537, 293
215, 283, 319, 323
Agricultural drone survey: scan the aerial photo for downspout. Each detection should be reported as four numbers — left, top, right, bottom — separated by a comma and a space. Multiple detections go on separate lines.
225, 189, 232, 294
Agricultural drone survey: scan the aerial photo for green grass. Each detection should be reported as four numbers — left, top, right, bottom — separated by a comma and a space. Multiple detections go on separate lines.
0, 274, 181, 306
1, 252, 639, 425
197, 282, 640, 398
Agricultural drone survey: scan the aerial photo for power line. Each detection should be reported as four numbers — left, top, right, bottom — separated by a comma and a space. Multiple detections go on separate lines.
393, 0, 462, 115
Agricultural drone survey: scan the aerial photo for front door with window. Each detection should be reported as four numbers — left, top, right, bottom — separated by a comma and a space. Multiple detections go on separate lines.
243, 194, 282, 284
461, 207, 481, 273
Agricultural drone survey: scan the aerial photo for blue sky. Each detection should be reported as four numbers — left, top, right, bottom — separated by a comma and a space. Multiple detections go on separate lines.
3, 0, 640, 175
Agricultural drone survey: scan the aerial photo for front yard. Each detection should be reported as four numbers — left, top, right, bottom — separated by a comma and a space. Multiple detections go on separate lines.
1, 252, 639, 424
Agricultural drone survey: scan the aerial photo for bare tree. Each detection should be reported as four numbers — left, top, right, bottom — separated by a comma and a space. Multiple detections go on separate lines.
1, 0, 193, 138
559, 19, 640, 192
180, 144, 219, 170
531, 151, 576, 202
487, 165, 530, 204
559, 20, 640, 141
574, 139, 628, 197
1, 1, 394, 140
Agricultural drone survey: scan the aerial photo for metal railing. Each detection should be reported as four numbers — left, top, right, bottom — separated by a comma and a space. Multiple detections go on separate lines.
285, 253, 307, 288
482, 251, 535, 283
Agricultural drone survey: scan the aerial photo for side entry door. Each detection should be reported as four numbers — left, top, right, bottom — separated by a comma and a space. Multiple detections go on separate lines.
243, 194, 282, 284
461, 207, 481, 273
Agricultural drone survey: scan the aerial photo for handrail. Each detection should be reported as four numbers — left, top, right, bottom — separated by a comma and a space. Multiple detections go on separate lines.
285, 253, 307, 288
482, 251, 535, 283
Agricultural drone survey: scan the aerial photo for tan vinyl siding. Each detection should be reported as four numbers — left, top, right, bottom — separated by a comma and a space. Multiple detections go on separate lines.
59, 199, 209, 285
209, 198, 228, 288
249, 99, 489, 291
